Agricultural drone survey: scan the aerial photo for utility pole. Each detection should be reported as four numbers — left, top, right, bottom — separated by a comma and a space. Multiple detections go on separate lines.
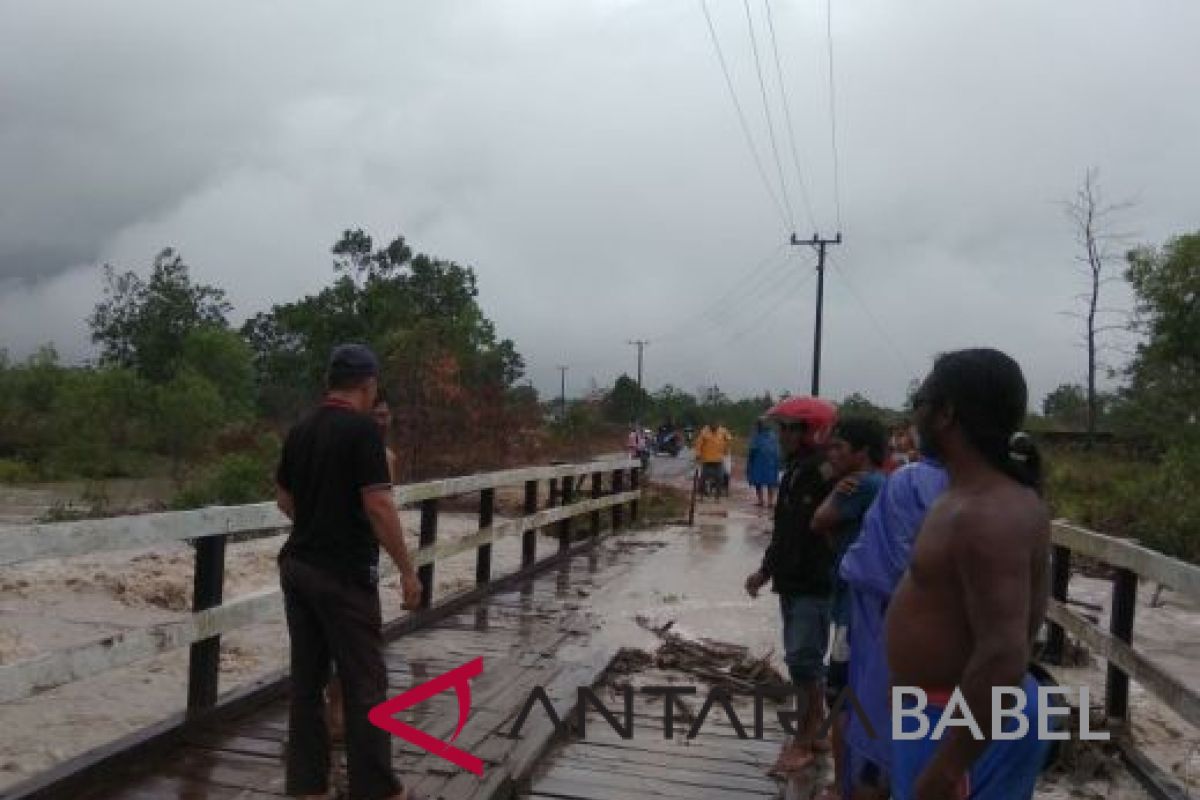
627, 339, 649, 425
790, 232, 842, 396
555, 365, 568, 421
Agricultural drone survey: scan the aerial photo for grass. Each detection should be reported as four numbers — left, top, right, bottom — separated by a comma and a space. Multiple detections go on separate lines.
1044, 443, 1200, 564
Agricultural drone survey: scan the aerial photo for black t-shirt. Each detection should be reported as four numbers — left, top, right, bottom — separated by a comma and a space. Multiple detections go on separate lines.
275, 403, 392, 584
759, 452, 835, 597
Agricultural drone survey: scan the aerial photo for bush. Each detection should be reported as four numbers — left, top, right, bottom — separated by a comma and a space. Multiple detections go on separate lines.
1123, 435, 1200, 563
1045, 440, 1200, 564
173, 453, 275, 509
0, 458, 35, 484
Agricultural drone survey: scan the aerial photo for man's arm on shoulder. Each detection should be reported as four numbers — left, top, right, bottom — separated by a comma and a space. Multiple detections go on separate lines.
926, 503, 1036, 779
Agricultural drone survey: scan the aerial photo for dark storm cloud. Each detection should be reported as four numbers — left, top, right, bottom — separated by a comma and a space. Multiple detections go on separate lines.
0, 0, 1196, 407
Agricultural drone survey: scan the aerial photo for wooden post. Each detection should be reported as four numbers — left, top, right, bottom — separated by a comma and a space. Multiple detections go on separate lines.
1106, 567, 1138, 722
612, 470, 625, 531
476, 489, 494, 586
590, 471, 603, 538
187, 535, 226, 714
1045, 545, 1071, 664
522, 480, 538, 567
629, 467, 641, 523
558, 476, 575, 551
418, 499, 438, 609
545, 477, 559, 549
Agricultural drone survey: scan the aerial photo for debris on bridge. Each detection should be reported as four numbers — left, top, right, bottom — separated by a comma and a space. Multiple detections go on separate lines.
632, 614, 791, 697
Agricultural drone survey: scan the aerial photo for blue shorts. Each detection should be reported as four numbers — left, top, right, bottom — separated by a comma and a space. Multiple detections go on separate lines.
779, 594, 829, 683
892, 673, 1051, 799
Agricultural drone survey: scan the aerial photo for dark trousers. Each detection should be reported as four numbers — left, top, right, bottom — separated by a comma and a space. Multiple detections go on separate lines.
280, 556, 401, 799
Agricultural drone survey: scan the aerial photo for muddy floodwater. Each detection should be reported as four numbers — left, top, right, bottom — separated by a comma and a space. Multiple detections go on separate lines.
0, 461, 1196, 797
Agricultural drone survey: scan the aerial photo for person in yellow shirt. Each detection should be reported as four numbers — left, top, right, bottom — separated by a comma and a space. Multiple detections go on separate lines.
694, 421, 733, 498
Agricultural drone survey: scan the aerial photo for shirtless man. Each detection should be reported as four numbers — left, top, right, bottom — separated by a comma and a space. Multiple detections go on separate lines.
885, 348, 1051, 800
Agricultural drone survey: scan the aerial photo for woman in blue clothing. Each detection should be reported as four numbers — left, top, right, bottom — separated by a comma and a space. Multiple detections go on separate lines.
746, 419, 782, 508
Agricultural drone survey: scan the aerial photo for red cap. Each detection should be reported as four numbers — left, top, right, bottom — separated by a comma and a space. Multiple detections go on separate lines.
765, 396, 837, 443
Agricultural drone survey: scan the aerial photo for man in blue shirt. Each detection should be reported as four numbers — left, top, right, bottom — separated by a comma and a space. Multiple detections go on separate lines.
812, 417, 888, 798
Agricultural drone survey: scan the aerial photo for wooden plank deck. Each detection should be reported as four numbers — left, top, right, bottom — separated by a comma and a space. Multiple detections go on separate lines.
521, 667, 829, 800
58, 538, 667, 800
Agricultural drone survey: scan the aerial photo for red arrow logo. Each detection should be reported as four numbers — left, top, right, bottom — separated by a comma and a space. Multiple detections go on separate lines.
368, 657, 485, 776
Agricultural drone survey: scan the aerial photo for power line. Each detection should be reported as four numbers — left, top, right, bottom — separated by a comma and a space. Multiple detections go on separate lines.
653, 243, 789, 341
698, 0, 791, 231
827, 254, 916, 377
824, 0, 844, 231
763, 0, 817, 234
722, 264, 817, 346
742, 0, 796, 229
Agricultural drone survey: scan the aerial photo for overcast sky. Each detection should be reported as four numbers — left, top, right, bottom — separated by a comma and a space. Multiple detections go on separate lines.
2, 0, 1197, 409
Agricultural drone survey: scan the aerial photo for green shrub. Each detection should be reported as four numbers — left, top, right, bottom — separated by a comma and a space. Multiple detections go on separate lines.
1045, 441, 1200, 564
1123, 435, 1200, 563
173, 453, 274, 509
0, 458, 35, 484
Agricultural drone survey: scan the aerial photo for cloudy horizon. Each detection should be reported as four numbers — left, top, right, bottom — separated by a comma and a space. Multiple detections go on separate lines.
2, 0, 1196, 409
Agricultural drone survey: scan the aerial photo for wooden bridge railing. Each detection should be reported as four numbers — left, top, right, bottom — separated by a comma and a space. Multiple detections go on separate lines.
0, 457, 642, 712
1042, 520, 1200, 798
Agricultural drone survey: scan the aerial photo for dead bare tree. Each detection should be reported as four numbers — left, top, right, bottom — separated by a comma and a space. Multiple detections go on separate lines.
1062, 168, 1133, 449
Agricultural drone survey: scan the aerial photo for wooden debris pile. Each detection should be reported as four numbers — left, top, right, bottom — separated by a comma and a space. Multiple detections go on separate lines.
634, 615, 791, 699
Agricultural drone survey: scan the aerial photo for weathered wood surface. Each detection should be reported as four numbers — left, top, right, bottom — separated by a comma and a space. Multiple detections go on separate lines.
1045, 599, 1200, 728
522, 665, 822, 800
0, 490, 638, 703
35, 538, 653, 800
1051, 520, 1200, 605
0, 458, 637, 567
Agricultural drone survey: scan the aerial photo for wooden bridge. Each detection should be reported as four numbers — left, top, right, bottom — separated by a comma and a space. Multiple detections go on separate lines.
1, 456, 1197, 799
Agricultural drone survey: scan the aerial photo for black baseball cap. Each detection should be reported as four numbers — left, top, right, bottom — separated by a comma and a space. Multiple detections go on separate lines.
327, 343, 380, 384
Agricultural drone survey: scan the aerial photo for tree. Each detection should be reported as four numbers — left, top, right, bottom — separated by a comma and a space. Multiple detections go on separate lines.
1118, 232, 1200, 441
51, 368, 152, 477
1042, 383, 1089, 429
651, 385, 699, 427
838, 392, 891, 423
153, 368, 227, 479
178, 328, 256, 420
1063, 170, 1131, 449
603, 375, 651, 424
90, 248, 232, 382
244, 230, 524, 419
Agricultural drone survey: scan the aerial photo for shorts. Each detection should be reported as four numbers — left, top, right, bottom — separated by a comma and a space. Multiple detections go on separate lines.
780, 593, 830, 683
892, 674, 1050, 800
826, 623, 850, 703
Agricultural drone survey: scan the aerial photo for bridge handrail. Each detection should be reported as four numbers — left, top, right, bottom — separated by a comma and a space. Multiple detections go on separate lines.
1045, 520, 1200, 733
0, 458, 642, 706
0, 458, 636, 567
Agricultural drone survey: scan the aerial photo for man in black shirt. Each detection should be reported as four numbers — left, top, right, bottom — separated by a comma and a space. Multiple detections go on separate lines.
276, 344, 421, 800
744, 396, 837, 775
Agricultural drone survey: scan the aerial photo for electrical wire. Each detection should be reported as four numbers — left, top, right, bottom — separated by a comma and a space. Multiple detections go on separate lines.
825, 0, 844, 232
653, 243, 790, 342
827, 254, 915, 376
763, 0, 818, 235
699, 0, 791, 231
722, 264, 817, 346
742, 0, 796, 230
